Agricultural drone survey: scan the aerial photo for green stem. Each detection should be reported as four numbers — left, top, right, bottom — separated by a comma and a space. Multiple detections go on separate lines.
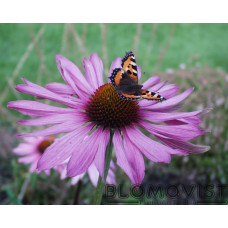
94, 129, 114, 205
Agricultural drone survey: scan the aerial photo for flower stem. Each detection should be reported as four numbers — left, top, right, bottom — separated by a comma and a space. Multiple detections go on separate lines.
94, 129, 114, 205
73, 180, 82, 205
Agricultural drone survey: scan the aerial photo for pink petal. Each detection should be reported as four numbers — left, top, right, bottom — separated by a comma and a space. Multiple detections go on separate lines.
93, 129, 110, 181
150, 80, 168, 92
21, 77, 85, 107
71, 173, 85, 185
44, 170, 50, 175
17, 121, 80, 138
45, 82, 75, 95
122, 129, 145, 185
139, 121, 205, 141
165, 115, 205, 126
23, 137, 41, 144
124, 126, 172, 163
37, 124, 94, 170
88, 163, 100, 187
17, 113, 87, 126
140, 109, 209, 123
178, 116, 203, 125
113, 130, 135, 184
158, 84, 179, 99
106, 169, 117, 185
18, 154, 40, 164
137, 65, 142, 80
29, 161, 39, 173
89, 53, 104, 87
15, 81, 83, 109
7, 100, 78, 117
13, 144, 36, 155
145, 87, 194, 112
53, 164, 65, 177
142, 76, 160, 90
59, 165, 67, 180
108, 57, 122, 78
67, 127, 103, 177
110, 160, 116, 171
83, 58, 99, 90
140, 84, 178, 107
156, 136, 210, 154
55, 54, 93, 98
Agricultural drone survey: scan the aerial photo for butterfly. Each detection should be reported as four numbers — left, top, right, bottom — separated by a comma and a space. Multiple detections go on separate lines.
109, 51, 166, 101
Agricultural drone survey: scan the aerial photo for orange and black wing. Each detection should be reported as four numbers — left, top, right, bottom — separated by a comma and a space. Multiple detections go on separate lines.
140, 90, 166, 102
109, 68, 124, 90
118, 91, 141, 100
121, 51, 138, 82
110, 68, 141, 100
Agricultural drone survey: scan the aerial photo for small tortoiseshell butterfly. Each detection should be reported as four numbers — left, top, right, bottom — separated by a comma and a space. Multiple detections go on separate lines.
110, 51, 166, 101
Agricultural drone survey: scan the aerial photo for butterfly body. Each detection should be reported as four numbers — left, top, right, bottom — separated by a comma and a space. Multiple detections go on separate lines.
110, 52, 166, 101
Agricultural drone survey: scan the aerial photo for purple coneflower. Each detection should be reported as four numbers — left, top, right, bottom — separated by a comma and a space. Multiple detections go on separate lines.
13, 136, 56, 175
13, 136, 116, 186
8, 53, 210, 185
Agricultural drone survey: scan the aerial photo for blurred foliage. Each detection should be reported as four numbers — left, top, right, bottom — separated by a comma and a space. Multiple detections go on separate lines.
0, 23, 228, 204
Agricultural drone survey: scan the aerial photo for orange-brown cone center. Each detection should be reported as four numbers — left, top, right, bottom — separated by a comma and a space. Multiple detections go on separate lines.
37, 136, 54, 154
86, 83, 140, 129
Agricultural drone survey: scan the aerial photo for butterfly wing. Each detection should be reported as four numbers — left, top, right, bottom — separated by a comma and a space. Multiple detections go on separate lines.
110, 51, 166, 101
110, 68, 123, 90
121, 51, 138, 82
140, 90, 166, 101
110, 68, 141, 100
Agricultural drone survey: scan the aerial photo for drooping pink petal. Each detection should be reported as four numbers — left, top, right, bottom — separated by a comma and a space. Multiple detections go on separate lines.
89, 53, 104, 87
165, 115, 205, 125
139, 121, 205, 141
144, 87, 194, 112
7, 100, 78, 117
23, 137, 41, 144
88, 163, 100, 187
156, 136, 210, 154
137, 65, 142, 80
71, 173, 85, 185
106, 169, 117, 185
110, 160, 116, 171
17, 113, 87, 126
142, 76, 160, 89
93, 129, 110, 181
18, 154, 40, 164
17, 121, 79, 138
45, 82, 75, 95
13, 143, 36, 155
140, 109, 209, 123
124, 126, 172, 163
21, 77, 86, 107
59, 165, 67, 180
108, 57, 122, 77
150, 80, 168, 92
55, 54, 93, 98
178, 116, 203, 125
139, 85, 178, 108
29, 160, 39, 172
83, 58, 99, 90
158, 84, 179, 99
122, 129, 145, 185
112, 130, 135, 184
37, 124, 94, 170
15, 81, 83, 109
67, 127, 103, 177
